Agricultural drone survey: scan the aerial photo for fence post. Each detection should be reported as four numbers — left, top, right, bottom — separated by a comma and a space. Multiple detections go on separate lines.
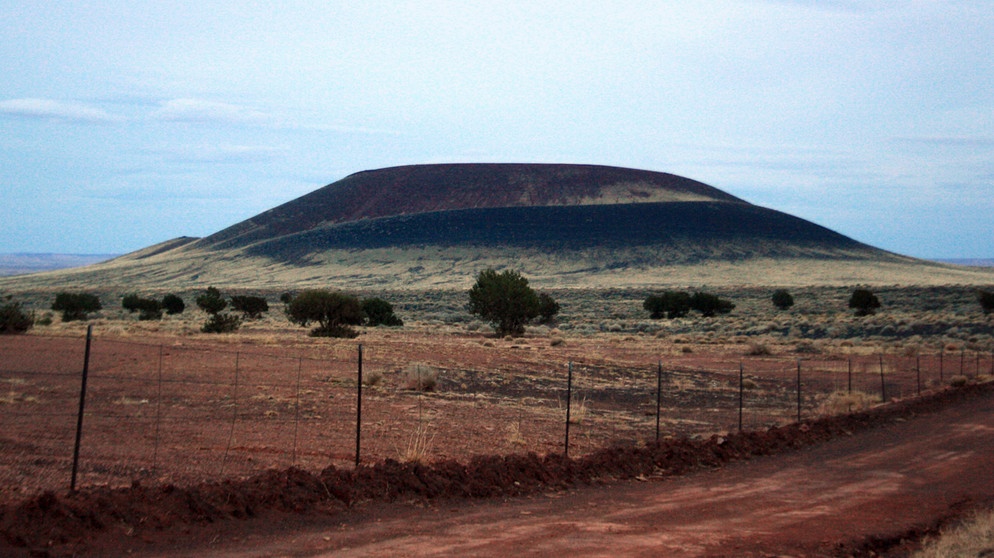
655, 361, 662, 443
738, 362, 744, 432
355, 344, 363, 468
939, 351, 944, 383
847, 358, 852, 394
916, 354, 921, 396
879, 354, 886, 402
70, 324, 93, 492
796, 360, 802, 423
220, 352, 241, 477
564, 362, 573, 458
293, 356, 302, 466
153, 344, 163, 471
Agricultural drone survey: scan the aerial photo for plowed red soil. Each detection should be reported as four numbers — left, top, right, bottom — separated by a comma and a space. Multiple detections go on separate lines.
3, 382, 992, 557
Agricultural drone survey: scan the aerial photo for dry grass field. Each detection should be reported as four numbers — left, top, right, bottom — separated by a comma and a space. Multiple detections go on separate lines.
3, 283, 992, 488
3, 279, 994, 556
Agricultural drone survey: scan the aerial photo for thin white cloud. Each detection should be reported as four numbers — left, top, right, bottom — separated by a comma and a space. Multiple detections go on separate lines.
152, 98, 271, 125
0, 98, 119, 123
891, 136, 994, 148
157, 143, 286, 164
289, 121, 407, 136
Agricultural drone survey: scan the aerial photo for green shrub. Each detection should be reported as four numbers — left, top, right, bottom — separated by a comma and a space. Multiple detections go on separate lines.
772, 289, 794, 310
195, 287, 239, 332
230, 295, 269, 320
467, 269, 540, 337
537, 292, 560, 324
200, 312, 241, 333
643, 291, 691, 319
195, 286, 227, 315
0, 295, 33, 334
51, 292, 102, 322
286, 290, 363, 338
161, 294, 185, 315
122, 293, 142, 313
978, 290, 994, 315
123, 294, 162, 320
849, 288, 881, 317
361, 297, 404, 327
135, 298, 163, 321
690, 292, 735, 317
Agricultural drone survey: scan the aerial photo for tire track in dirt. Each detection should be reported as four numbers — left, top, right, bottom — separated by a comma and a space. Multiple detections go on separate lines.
186, 384, 994, 557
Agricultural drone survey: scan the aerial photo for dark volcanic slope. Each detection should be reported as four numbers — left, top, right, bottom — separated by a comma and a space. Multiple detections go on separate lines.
243, 202, 876, 265
193, 163, 744, 251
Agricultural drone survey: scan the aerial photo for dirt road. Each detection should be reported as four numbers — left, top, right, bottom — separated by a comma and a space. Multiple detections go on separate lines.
142, 385, 994, 558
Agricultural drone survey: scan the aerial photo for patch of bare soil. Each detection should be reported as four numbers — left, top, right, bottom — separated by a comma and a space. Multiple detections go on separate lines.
2, 382, 992, 557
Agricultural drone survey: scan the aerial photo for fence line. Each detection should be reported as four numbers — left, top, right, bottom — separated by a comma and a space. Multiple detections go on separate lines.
1, 333, 991, 499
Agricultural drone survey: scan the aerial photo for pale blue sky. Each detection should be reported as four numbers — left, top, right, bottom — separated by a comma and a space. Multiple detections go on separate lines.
2, 1, 991, 258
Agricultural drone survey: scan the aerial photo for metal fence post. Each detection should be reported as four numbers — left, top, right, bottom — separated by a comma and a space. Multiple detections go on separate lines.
70, 324, 93, 492
847, 358, 852, 394
565, 362, 573, 458
655, 360, 662, 443
879, 354, 886, 402
355, 344, 363, 468
916, 354, 921, 396
738, 362, 744, 432
153, 344, 163, 471
293, 356, 302, 466
796, 360, 802, 423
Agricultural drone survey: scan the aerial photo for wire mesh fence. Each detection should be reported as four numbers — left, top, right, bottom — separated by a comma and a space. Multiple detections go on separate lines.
1, 332, 990, 500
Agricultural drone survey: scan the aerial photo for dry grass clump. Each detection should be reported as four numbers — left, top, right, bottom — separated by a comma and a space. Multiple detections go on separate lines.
403, 363, 438, 391
506, 421, 526, 446
363, 369, 384, 387
399, 420, 436, 463
949, 375, 969, 387
913, 507, 994, 558
550, 336, 566, 347
746, 342, 772, 356
794, 341, 821, 354
816, 390, 880, 416
900, 343, 922, 357
565, 394, 589, 425
0, 391, 39, 405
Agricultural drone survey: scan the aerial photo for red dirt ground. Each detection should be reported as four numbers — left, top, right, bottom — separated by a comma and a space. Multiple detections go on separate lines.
2, 382, 992, 557
2, 330, 944, 501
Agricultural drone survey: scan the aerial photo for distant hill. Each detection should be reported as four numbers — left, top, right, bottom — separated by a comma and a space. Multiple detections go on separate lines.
3, 163, 993, 290
935, 259, 994, 268
0, 253, 117, 277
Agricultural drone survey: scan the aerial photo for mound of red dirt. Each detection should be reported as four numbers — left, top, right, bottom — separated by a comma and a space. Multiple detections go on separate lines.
3, 383, 990, 557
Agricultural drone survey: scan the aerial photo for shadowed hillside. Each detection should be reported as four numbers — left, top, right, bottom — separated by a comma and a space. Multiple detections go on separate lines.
243, 201, 877, 266
191, 163, 744, 251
